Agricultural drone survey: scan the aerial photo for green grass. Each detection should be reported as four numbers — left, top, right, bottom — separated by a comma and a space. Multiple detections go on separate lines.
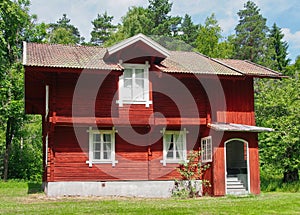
260, 173, 300, 192
0, 181, 300, 215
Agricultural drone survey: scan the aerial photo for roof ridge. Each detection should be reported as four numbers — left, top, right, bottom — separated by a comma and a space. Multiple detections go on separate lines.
25, 41, 107, 50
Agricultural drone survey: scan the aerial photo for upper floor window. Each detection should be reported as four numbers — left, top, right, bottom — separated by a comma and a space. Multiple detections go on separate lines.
161, 129, 187, 166
117, 62, 152, 107
86, 127, 118, 167
201, 136, 212, 163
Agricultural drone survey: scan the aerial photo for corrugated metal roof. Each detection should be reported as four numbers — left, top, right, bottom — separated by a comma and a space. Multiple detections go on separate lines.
24, 42, 121, 70
157, 51, 242, 76
23, 34, 282, 78
208, 122, 273, 132
216, 59, 281, 77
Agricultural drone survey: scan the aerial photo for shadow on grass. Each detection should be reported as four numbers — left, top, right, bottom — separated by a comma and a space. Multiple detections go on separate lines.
27, 182, 43, 194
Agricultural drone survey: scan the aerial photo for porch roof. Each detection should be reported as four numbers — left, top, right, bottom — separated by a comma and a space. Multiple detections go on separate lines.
208, 122, 273, 132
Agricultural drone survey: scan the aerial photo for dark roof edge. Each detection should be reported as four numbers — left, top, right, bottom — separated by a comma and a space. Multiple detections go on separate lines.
244, 60, 282, 76
210, 57, 246, 76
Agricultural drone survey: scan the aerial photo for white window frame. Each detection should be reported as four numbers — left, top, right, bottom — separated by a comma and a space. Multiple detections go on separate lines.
117, 62, 152, 107
201, 136, 212, 162
160, 128, 188, 166
86, 127, 118, 167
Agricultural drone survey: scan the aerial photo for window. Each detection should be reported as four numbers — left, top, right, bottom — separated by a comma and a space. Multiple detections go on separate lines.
117, 62, 152, 107
161, 129, 187, 166
86, 127, 117, 167
201, 136, 212, 162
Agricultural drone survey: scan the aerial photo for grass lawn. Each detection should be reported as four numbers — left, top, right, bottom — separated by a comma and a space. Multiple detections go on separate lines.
0, 181, 299, 215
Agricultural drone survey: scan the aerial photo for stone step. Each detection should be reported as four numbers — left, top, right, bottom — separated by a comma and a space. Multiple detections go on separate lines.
226, 176, 248, 195
227, 189, 248, 195
226, 177, 239, 182
227, 184, 245, 189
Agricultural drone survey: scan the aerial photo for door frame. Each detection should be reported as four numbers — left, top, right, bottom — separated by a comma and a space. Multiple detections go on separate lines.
224, 138, 250, 194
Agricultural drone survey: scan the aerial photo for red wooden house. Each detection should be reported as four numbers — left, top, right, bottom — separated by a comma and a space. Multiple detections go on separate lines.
23, 34, 281, 197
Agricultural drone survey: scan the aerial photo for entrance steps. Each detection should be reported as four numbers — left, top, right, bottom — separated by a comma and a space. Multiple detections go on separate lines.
226, 175, 248, 195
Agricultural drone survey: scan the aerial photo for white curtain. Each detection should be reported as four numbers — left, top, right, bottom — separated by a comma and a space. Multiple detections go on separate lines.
175, 133, 184, 160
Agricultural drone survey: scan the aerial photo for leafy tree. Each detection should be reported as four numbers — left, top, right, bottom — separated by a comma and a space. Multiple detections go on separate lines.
0, 0, 32, 180
269, 23, 290, 71
215, 36, 235, 59
121, 6, 152, 37
179, 14, 198, 47
196, 14, 222, 57
234, 1, 269, 64
47, 14, 83, 44
195, 13, 233, 58
23, 14, 47, 43
256, 73, 300, 183
90, 12, 116, 46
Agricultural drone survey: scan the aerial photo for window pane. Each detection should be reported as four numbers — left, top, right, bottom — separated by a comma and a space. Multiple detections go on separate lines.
134, 79, 144, 100
135, 69, 144, 78
123, 79, 132, 100
94, 143, 101, 151
124, 69, 133, 78
103, 151, 111, 160
167, 142, 174, 159
93, 134, 100, 142
103, 142, 111, 151
94, 152, 100, 160
103, 134, 111, 143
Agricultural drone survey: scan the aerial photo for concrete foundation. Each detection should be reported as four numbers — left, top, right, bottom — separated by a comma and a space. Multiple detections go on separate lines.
44, 181, 198, 198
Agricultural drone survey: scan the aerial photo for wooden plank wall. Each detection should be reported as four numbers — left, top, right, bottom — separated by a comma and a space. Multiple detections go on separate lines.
55, 73, 118, 117
211, 131, 260, 196
48, 126, 206, 182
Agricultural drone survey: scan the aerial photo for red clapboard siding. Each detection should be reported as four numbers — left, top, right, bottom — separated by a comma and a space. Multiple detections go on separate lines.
210, 131, 260, 196
220, 78, 255, 125
55, 73, 118, 117
152, 75, 209, 119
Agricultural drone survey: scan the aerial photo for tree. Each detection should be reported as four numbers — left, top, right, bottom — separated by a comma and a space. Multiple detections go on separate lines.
120, 6, 152, 37
178, 14, 198, 46
90, 12, 116, 46
234, 1, 269, 64
195, 13, 233, 58
196, 14, 222, 57
47, 14, 83, 44
256, 72, 300, 183
0, 0, 31, 180
269, 23, 290, 71
148, 0, 177, 36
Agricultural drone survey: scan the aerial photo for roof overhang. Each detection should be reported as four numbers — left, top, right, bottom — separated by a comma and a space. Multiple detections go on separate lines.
208, 122, 273, 132
106, 33, 170, 63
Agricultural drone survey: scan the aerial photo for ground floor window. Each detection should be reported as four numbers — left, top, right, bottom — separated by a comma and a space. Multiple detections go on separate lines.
201, 136, 212, 162
161, 129, 187, 166
86, 127, 117, 167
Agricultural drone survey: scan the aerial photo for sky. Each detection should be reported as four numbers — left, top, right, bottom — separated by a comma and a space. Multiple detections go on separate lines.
29, 0, 300, 62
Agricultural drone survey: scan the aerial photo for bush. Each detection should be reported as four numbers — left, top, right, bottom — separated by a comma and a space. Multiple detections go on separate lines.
172, 151, 210, 198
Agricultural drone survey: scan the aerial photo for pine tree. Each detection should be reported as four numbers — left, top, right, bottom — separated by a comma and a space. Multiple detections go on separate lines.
147, 0, 173, 35
47, 14, 83, 44
179, 14, 198, 47
234, 1, 269, 63
90, 12, 116, 46
269, 23, 290, 71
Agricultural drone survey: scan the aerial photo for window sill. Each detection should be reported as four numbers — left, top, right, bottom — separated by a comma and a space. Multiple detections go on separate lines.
86, 160, 118, 167
117, 100, 152, 107
160, 159, 188, 166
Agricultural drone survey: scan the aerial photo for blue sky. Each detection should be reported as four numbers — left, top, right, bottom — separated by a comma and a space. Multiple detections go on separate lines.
30, 0, 300, 62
